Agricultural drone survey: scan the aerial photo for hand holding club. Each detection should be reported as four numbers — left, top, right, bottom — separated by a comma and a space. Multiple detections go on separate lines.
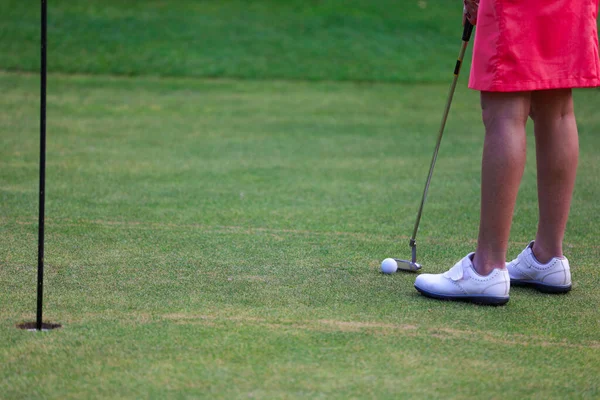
463, 0, 479, 26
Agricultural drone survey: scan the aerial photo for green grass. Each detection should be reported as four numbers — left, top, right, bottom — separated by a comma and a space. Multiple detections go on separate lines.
2, 0, 600, 398
1, 72, 599, 398
0, 0, 470, 82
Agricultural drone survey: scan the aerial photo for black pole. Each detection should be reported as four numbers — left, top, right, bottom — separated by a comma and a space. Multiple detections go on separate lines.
37, 0, 47, 331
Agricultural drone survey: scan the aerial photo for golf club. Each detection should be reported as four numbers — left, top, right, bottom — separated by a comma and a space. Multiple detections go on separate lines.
394, 21, 474, 272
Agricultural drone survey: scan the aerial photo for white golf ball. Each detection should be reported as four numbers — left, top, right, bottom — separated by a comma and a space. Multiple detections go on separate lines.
381, 258, 398, 274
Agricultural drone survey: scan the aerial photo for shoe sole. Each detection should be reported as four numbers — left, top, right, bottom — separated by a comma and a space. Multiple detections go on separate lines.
511, 280, 572, 294
414, 285, 509, 306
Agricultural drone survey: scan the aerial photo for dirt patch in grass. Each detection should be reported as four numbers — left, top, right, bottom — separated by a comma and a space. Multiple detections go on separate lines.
160, 313, 600, 349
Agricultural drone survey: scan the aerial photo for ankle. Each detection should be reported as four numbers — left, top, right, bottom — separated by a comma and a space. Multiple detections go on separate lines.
472, 252, 506, 276
531, 241, 562, 264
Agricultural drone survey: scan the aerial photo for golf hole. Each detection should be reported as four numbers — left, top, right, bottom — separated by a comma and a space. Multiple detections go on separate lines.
17, 322, 62, 331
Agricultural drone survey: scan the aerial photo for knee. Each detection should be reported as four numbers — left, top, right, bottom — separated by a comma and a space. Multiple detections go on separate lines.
480, 92, 531, 131
530, 89, 575, 122
481, 107, 500, 131
481, 104, 529, 132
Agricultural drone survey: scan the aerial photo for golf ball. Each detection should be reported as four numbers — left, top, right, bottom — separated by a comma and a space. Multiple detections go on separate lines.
381, 258, 398, 274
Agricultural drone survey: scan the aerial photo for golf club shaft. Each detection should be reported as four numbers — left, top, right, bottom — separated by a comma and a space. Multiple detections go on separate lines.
409, 22, 474, 255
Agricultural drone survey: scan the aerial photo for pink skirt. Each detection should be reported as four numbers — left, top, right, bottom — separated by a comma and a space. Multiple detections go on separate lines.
469, 0, 600, 92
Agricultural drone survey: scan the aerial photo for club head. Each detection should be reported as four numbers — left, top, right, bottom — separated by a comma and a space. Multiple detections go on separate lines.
393, 258, 422, 272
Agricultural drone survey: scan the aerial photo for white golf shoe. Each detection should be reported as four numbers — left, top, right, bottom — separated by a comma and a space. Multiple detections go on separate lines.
414, 253, 510, 305
506, 241, 572, 293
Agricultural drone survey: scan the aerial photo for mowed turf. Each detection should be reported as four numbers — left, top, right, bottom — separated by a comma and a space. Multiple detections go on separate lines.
0, 0, 470, 82
2, 0, 600, 398
1, 72, 600, 398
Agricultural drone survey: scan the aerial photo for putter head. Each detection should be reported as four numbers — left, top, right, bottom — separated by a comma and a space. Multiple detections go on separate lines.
393, 258, 422, 272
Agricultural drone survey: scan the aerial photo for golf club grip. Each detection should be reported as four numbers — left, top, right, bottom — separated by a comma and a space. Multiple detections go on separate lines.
462, 21, 474, 42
